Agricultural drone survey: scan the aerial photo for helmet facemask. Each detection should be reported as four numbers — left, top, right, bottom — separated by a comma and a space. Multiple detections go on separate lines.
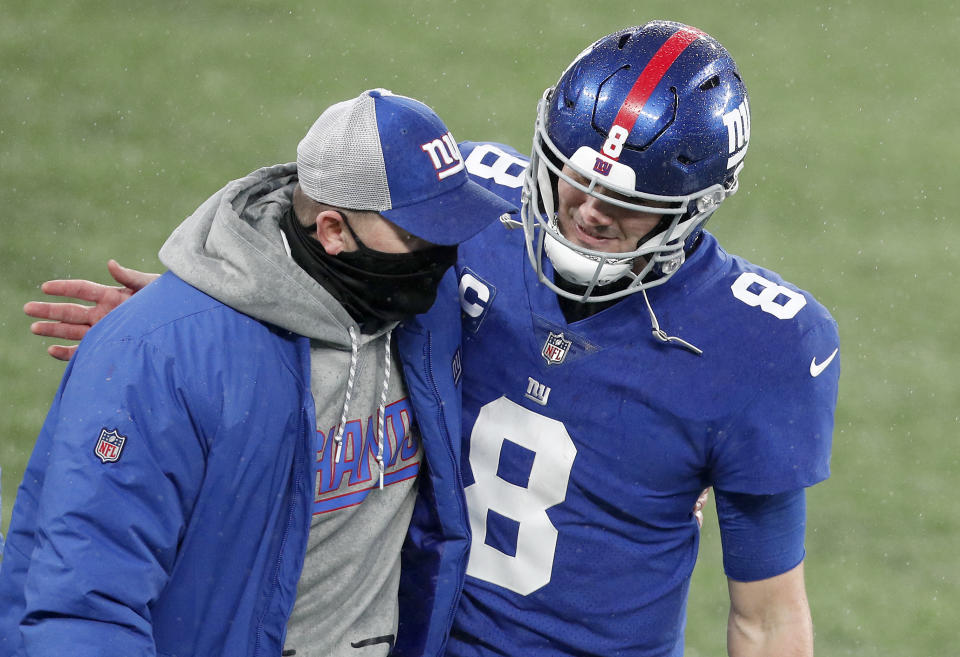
522, 89, 739, 304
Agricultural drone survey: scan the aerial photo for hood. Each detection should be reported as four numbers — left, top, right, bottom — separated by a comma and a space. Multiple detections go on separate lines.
159, 163, 389, 348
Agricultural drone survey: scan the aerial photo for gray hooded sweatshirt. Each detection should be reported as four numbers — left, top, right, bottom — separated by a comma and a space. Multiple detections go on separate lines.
159, 163, 421, 656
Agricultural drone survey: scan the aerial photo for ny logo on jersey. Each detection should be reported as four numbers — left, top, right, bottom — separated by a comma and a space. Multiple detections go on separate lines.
721, 98, 750, 170
524, 377, 551, 406
94, 428, 127, 463
541, 332, 571, 365
421, 131, 465, 180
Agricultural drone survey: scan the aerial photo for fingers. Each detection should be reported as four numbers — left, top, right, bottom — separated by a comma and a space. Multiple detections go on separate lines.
30, 321, 91, 341
108, 259, 159, 292
47, 344, 78, 362
39, 279, 116, 303
696, 488, 710, 509
26, 266, 143, 364
24, 301, 95, 325
694, 487, 710, 529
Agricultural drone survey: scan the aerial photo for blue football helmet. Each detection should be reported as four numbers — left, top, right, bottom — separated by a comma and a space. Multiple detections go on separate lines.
523, 21, 751, 302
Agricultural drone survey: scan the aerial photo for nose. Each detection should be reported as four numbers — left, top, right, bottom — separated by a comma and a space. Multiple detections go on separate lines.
579, 194, 615, 226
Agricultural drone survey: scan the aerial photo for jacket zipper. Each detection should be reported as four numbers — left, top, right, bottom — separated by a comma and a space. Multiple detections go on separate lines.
254, 386, 309, 655
423, 333, 472, 657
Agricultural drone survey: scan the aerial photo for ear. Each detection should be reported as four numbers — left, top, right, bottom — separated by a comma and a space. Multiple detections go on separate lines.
313, 210, 355, 255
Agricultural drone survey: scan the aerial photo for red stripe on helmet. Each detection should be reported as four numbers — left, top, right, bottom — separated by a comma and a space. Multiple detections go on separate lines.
610, 26, 704, 145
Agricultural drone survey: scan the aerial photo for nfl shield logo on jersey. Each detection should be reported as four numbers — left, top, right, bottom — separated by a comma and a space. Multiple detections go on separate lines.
95, 428, 127, 463
542, 332, 572, 365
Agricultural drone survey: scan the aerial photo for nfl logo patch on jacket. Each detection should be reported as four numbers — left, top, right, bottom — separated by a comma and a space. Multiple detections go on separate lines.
94, 428, 126, 463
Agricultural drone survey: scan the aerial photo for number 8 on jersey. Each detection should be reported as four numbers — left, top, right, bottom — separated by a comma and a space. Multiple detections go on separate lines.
464, 397, 577, 595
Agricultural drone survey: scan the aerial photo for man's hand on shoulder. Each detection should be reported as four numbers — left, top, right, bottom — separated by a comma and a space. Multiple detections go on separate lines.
24, 259, 160, 361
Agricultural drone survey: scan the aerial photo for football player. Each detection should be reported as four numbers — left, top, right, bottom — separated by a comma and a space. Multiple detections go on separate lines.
444, 21, 839, 656
23, 21, 838, 657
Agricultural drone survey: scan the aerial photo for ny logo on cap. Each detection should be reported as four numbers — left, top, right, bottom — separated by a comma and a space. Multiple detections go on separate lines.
421, 132, 465, 180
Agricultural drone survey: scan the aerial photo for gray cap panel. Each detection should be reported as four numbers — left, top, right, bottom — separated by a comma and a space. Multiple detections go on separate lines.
297, 93, 392, 211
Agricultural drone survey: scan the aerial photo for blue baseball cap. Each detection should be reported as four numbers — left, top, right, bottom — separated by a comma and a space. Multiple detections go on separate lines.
296, 89, 517, 245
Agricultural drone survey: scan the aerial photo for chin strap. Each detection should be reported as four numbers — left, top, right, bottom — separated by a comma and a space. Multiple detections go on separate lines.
499, 213, 523, 229
640, 287, 703, 356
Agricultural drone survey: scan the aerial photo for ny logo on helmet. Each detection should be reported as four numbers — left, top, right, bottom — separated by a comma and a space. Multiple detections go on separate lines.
421, 131, 465, 180
722, 98, 750, 170
593, 157, 613, 176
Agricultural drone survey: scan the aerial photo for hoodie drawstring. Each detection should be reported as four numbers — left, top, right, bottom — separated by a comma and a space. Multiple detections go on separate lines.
375, 332, 392, 490
333, 327, 394, 491
333, 326, 360, 464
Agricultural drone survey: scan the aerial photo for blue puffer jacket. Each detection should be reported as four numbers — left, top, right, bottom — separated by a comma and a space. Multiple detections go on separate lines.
0, 272, 470, 657
394, 273, 471, 657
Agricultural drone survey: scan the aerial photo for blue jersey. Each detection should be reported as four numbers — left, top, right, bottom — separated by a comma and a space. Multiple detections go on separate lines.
446, 143, 840, 656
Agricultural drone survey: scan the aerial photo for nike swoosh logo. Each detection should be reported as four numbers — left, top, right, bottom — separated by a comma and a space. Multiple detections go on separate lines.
810, 348, 839, 377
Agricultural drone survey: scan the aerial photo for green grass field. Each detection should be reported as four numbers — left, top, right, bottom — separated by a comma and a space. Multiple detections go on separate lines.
2, 1, 957, 654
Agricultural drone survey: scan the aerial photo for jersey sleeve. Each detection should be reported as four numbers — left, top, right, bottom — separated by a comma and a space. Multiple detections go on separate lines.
709, 316, 840, 495
19, 336, 211, 656
715, 488, 807, 581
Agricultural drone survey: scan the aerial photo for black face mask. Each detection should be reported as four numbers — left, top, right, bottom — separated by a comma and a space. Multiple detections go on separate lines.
280, 206, 458, 331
